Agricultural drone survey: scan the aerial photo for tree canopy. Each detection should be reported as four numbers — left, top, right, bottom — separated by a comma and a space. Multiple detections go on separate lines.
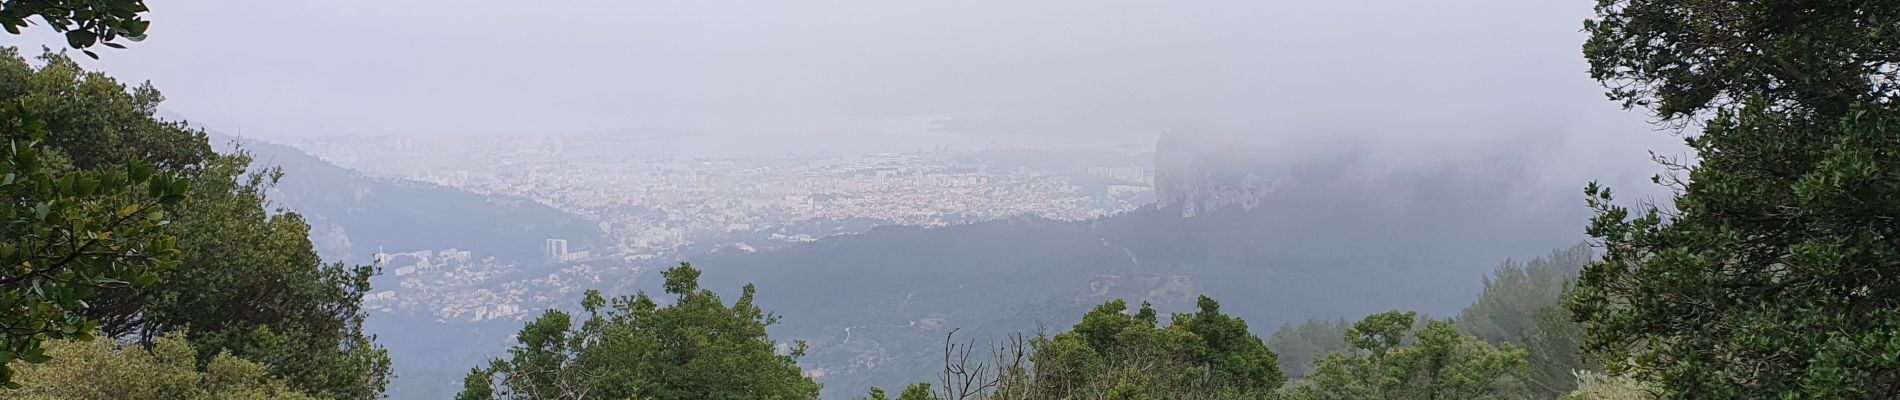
0, 92, 183, 387
1286, 311, 1524, 400
1006, 297, 1282, 400
863, 383, 937, 400
1265, 318, 1349, 379
0, 0, 151, 58
1455, 244, 1597, 397
1571, 0, 1900, 398
879, 296, 1286, 400
459, 262, 821, 400
0, 48, 390, 398
6, 332, 315, 400
1583, 0, 1900, 120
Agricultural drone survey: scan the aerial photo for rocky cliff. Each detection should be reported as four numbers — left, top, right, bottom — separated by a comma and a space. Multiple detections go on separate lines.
1154, 131, 1280, 217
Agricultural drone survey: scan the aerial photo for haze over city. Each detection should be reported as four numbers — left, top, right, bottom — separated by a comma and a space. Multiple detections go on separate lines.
13, 1, 1674, 159
5, 0, 1886, 399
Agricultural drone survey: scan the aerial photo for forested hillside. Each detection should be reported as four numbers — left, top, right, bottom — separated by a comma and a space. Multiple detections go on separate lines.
684, 150, 1591, 396
197, 129, 604, 264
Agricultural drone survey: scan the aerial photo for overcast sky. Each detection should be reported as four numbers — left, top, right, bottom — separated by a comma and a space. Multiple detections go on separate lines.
7, 0, 1678, 166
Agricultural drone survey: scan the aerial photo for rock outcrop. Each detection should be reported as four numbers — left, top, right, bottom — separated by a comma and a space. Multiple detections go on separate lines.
1153, 131, 1280, 217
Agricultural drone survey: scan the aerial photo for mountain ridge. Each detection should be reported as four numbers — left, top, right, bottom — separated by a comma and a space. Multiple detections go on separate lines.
179, 123, 606, 264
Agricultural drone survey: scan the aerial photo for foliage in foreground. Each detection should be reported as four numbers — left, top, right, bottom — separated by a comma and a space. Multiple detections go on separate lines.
5, 332, 313, 399
0, 48, 391, 398
1009, 297, 1283, 399
1284, 311, 1523, 400
1268, 244, 1597, 398
1574, 1, 1900, 398
1558, 371, 1659, 400
459, 262, 820, 400
871, 296, 1282, 400
0, 96, 184, 386
1577, 97, 1900, 399
0, 0, 152, 57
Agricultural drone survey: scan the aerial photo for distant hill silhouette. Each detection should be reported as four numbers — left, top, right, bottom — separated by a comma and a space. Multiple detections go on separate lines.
187, 125, 603, 264
685, 140, 1593, 397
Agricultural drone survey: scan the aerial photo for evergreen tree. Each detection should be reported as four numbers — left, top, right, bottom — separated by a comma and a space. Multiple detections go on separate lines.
989, 297, 1283, 400
0, 48, 390, 398
1456, 244, 1592, 345
0, 2, 178, 384
1287, 311, 1524, 400
461, 262, 821, 400
0, 97, 183, 386
1265, 319, 1349, 379
1454, 244, 1597, 397
1572, 1, 1900, 397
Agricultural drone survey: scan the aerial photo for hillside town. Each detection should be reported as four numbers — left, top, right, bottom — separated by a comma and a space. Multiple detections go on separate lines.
290, 134, 1155, 257
317, 135, 1158, 322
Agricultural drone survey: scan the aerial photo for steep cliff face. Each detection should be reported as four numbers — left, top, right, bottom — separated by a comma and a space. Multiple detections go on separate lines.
1153, 131, 1280, 217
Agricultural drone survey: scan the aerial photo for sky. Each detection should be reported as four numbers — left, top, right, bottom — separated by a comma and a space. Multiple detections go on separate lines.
5, 0, 1681, 171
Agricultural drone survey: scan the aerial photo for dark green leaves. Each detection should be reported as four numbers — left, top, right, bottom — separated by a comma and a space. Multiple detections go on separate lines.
1575, 2, 1900, 396
1289, 312, 1525, 400
0, 0, 154, 57
1573, 101, 1900, 399
63, 30, 95, 50
0, 101, 181, 387
1584, 0, 1900, 120
0, 47, 388, 398
999, 296, 1283, 399
17, 351, 48, 364
127, 162, 152, 183
461, 262, 820, 400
